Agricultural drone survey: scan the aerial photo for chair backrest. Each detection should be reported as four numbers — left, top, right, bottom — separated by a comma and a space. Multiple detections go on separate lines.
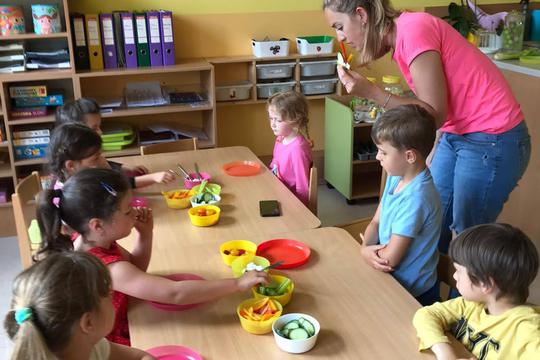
308, 167, 318, 215
141, 138, 198, 155
336, 217, 372, 245
438, 253, 457, 300
12, 171, 42, 269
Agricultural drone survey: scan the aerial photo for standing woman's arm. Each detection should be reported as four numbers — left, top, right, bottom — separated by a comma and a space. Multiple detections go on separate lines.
340, 50, 448, 127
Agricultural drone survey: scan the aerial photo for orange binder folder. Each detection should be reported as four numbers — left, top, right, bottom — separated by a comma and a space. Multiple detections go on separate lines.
85, 14, 104, 70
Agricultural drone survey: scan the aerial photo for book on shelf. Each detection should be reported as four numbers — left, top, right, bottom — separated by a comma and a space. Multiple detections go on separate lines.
14, 94, 64, 107
144, 123, 208, 143
0, 43, 24, 73
13, 137, 50, 161
124, 81, 167, 108
10, 106, 48, 119
13, 129, 51, 139
9, 85, 47, 98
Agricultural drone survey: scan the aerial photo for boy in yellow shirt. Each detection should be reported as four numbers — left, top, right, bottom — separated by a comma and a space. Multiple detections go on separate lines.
413, 223, 539, 360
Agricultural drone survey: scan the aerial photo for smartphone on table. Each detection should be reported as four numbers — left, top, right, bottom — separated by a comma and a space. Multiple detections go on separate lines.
259, 200, 281, 217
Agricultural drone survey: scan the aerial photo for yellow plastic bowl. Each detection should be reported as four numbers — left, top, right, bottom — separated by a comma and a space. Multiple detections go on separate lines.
252, 274, 294, 307
237, 298, 283, 335
231, 255, 270, 278
188, 205, 221, 227
219, 240, 257, 266
162, 189, 194, 209
191, 183, 222, 195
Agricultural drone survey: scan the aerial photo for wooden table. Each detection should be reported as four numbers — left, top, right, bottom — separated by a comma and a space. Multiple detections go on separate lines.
113, 146, 320, 243
127, 227, 470, 359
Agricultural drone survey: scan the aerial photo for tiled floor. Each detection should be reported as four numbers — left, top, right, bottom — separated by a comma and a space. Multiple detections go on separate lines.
0, 185, 377, 355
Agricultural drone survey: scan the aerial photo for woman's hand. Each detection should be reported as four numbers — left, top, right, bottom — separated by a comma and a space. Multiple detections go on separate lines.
337, 66, 377, 98
361, 244, 393, 272
236, 270, 269, 291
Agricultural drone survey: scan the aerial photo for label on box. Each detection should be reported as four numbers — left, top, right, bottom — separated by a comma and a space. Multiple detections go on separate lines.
13, 129, 50, 139
13, 137, 50, 146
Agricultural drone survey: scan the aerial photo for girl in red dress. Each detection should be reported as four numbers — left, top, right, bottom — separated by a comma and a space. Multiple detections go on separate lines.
36, 168, 268, 346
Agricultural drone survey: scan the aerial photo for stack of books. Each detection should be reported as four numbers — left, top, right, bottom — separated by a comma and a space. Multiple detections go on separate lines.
9, 85, 64, 119
0, 43, 25, 73
12, 128, 51, 161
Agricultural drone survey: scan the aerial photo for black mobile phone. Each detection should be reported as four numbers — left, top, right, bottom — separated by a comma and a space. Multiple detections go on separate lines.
259, 200, 281, 217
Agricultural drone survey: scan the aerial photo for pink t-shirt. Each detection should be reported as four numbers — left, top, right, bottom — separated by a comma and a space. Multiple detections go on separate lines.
393, 12, 523, 135
269, 135, 312, 207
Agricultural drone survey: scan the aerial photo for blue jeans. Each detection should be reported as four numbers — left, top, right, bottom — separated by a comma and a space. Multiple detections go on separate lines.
416, 281, 440, 306
431, 121, 531, 254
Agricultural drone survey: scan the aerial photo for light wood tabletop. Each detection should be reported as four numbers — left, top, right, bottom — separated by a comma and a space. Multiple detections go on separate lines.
112, 146, 321, 242
126, 227, 470, 359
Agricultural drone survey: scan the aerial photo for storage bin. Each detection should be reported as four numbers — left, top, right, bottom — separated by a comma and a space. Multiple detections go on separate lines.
296, 36, 334, 55
299, 60, 337, 77
257, 81, 296, 99
215, 82, 252, 102
256, 62, 295, 80
101, 123, 134, 143
252, 38, 290, 57
300, 78, 338, 95
102, 134, 136, 151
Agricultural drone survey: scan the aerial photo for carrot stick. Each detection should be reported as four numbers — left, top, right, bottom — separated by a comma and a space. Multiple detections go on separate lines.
340, 41, 347, 59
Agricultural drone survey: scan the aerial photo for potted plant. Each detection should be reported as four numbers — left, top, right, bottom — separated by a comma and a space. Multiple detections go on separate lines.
443, 1, 479, 38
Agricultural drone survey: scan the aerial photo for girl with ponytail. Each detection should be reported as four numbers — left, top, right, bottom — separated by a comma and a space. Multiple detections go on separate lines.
37, 168, 268, 346
4, 251, 153, 359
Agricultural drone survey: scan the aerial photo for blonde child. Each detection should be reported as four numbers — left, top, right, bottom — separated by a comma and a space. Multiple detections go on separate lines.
413, 223, 540, 360
362, 104, 441, 306
37, 168, 269, 345
49, 123, 174, 189
4, 251, 153, 360
55, 99, 174, 186
267, 91, 313, 206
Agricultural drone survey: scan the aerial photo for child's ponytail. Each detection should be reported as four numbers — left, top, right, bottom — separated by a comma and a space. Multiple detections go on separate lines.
36, 188, 73, 258
4, 309, 54, 360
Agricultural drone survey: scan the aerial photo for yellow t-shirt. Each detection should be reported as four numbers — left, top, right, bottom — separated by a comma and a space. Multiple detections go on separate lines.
413, 297, 540, 360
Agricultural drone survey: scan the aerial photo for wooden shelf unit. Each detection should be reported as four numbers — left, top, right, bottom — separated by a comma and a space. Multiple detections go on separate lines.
0, 32, 69, 41
210, 53, 342, 104
324, 95, 382, 202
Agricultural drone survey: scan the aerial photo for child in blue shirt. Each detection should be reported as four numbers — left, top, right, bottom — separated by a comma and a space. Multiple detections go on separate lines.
362, 104, 442, 306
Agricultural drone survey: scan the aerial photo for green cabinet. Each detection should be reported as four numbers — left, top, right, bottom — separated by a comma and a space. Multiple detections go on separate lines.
324, 95, 381, 202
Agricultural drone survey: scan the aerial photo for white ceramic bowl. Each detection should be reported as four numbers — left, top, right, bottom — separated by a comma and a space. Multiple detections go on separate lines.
272, 313, 320, 354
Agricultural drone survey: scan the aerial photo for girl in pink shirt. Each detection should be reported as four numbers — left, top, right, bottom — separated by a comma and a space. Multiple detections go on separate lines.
324, 1, 530, 255
268, 91, 313, 207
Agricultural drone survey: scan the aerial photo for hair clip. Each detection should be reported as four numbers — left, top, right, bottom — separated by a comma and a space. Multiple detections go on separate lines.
100, 181, 117, 197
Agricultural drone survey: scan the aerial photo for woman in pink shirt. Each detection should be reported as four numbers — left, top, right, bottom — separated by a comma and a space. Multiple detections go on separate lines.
324, 0, 530, 253
268, 91, 313, 207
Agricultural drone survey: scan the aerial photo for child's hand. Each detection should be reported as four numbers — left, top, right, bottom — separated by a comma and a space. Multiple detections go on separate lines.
151, 171, 176, 184
361, 244, 393, 272
134, 206, 153, 236
236, 270, 269, 291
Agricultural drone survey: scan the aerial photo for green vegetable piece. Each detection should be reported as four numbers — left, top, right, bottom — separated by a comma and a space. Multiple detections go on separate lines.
283, 320, 300, 330
275, 278, 291, 295
288, 328, 310, 340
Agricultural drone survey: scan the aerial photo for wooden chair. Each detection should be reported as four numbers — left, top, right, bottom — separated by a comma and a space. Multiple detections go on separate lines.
438, 253, 457, 300
308, 167, 318, 215
12, 171, 42, 269
140, 138, 198, 155
336, 217, 372, 245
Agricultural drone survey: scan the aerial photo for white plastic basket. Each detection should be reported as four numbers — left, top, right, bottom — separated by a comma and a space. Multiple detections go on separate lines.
296, 36, 334, 55
252, 38, 290, 57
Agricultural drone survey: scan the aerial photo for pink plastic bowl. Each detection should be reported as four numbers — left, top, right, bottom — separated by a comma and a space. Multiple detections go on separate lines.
184, 172, 211, 189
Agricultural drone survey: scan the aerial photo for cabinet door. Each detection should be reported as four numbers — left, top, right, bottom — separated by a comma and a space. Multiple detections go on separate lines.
324, 97, 353, 198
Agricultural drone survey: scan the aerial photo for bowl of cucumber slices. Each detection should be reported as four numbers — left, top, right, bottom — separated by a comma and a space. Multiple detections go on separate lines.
272, 313, 320, 353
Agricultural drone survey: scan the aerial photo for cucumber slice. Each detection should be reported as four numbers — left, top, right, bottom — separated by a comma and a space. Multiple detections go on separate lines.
288, 328, 309, 340
281, 328, 290, 338
300, 318, 316, 336
283, 320, 300, 330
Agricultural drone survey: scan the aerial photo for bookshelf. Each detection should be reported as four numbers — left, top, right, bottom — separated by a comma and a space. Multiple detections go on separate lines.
0, 1, 220, 238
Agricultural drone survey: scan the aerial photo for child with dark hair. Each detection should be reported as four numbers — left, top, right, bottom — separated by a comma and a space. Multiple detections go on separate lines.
4, 251, 153, 359
362, 104, 441, 305
413, 223, 540, 360
48, 123, 174, 188
36, 168, 269, 346
55, 98, 173, 185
